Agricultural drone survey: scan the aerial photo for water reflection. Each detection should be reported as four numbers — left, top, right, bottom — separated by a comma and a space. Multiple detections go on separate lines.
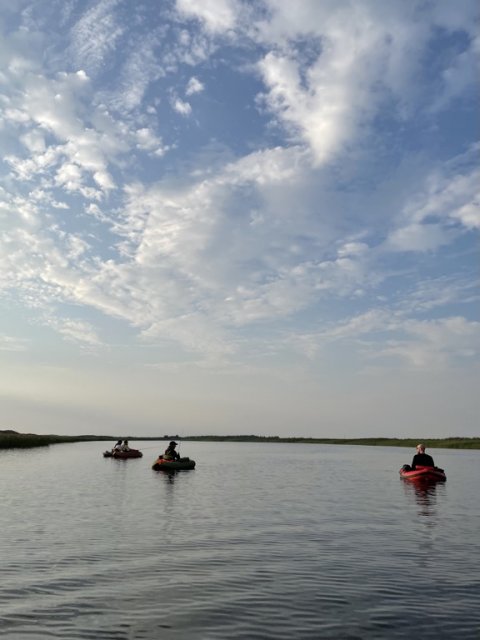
2, 443, 479, 639
158, 469, 177, 484
401, 478, 447, 568
153, 468, 191, 484
401, 478, 446, 518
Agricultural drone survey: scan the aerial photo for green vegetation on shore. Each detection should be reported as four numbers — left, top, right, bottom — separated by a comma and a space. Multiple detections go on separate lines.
1, 430, 479, 450
0, 430, 113, 449
183, 435, 480, 449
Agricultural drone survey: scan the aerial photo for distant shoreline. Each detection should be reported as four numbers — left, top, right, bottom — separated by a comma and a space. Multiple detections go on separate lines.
1, 430, 479, 450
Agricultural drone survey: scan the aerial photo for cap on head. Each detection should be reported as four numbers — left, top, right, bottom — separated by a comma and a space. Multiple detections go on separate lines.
169, 441, 178, 447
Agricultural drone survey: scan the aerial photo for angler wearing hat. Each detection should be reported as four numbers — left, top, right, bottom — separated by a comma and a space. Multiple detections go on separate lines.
163, 441, 180, 461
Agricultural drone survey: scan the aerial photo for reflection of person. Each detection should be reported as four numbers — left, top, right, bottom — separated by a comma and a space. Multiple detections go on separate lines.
412, 444, 435, 469
121, 440, 130, 452
163, 441, 180, 461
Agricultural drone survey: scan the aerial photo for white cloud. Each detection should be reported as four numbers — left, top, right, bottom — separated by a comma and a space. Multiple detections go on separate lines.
54, 162, 83, 191
176, 0, 238, 33
173, 98, 192, 116
289, 306, 480, 372
337, 242, 369, 258
93, 170, 115, 191
30, 189, 69, 210
0, 0, 478, 373
387, 223, 451, 252
384, 147, 480, 251
185, 76, 204, 95
1, 145, 337, 356
407, 163, 480, 228
66, 234, 90, 260
135, 127, 168, 155
318, 308, 398, 343
103, 27, 167, 113
0, 336, 29, 352
432, 34, 480, 111
402, 276, 479, 313
3, 69, 121, 197
69, 0, 124, 75
378, 317, 480, 369
257, 39, 377, 167
0, 56, 163, 202
0, 192, 41, 227
20, 129, 46, 153
5, 145, 63, 182
43, 315, 102, 346
141, 315, 236, 359
106, 146, 377, 333
172, 0, 478, 170
249, 3, 406, 164
4, 108, 30, 123
453, 200, 480, 229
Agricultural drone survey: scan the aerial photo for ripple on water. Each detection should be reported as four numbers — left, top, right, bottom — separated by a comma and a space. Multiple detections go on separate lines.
1, 442, 480, 639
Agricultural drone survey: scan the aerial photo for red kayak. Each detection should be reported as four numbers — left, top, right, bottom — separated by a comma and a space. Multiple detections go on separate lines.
103, 449, 143, 459
399, 465, 446, 481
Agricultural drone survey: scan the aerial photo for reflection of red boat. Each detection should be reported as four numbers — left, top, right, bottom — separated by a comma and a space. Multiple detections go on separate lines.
103, 449, 143, 459
399, 465, 446, 481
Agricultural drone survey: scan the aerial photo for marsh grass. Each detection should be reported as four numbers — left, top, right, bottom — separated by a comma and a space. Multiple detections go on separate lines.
0, 430, 112, 449
185, 435, 480, 449
2, 430, 479, 450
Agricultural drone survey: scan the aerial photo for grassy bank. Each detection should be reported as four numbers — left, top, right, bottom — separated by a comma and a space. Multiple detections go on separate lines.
183, 435, 480, 449
0, 430, 113, 449
2, 430, 479, 450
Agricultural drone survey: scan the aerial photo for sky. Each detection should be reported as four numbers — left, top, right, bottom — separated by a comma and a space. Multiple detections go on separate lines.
0, 0, 479, 438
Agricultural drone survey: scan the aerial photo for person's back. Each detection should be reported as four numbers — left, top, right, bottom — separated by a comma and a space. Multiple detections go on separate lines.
113, 440, 122, 451
412, 444, 434, 469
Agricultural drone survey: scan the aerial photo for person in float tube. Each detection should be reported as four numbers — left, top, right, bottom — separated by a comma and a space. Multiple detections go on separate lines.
163, 441, 180, 461
121, 440, 130, 452
411, 444, 435, 469
113, 439, 122, 452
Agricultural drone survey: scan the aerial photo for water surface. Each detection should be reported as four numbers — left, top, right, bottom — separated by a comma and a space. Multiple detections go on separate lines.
1, 441, 479, 639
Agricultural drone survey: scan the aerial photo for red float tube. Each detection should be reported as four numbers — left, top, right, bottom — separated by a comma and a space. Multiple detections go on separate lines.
399, 465, 446, 481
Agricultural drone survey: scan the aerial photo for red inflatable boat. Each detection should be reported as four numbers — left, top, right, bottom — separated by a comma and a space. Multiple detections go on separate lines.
399, 465, 446, 481
103, 449, 143, 459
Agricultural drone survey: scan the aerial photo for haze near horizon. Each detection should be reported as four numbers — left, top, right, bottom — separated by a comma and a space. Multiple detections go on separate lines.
1, 0, 479, 438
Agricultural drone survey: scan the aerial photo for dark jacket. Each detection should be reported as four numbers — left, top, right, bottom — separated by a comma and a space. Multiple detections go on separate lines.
164, 446, 180, 461
412, 452, 435, 469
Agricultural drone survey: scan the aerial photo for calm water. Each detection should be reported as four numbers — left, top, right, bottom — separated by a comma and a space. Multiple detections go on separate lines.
1, 441, 479, 639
